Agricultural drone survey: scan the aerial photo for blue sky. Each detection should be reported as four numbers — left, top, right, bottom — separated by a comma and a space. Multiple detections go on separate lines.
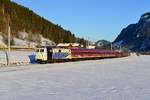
12, 0, 150, 42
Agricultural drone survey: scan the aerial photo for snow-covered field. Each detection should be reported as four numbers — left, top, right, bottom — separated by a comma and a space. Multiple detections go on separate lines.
0, 50, 35, 66
0, 55, 149, 100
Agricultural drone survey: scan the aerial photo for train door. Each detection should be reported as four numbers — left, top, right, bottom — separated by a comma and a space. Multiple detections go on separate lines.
47, 47, 53, 60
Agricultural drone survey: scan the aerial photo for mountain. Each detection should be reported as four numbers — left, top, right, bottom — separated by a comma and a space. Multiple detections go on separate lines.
114, 13, 150, 51
0, 0, 86, 45
95, 40, 111, 50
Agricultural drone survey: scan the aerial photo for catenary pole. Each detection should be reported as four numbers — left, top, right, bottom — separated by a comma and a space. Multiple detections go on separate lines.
7, 24, 10, 66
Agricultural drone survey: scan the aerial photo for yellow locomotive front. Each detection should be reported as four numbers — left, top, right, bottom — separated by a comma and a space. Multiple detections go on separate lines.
35, 48, 48, 63
35, 47, 71, 63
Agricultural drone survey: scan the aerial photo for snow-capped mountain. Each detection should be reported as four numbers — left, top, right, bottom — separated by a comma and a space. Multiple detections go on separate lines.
114, 13, 150, 51
95, 40, 111, 50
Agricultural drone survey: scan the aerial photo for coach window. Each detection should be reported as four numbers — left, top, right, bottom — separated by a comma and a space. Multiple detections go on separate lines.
40, 49, 44, 52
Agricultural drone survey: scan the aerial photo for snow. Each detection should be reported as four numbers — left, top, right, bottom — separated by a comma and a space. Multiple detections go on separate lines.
142, 15, 149, 18
0, 55, 150, 100
14, 38, 29, 47
41, 36, 56, 46
13, 38, 38, 48
0, 33, 55, 48
136, 34, 140, 38
0, 35, 7, 48
0, 50, 35, 65
113, 40, 124, 47
140, 39, 150, 50
147, 18, 150, 22
18, 31, 28, 39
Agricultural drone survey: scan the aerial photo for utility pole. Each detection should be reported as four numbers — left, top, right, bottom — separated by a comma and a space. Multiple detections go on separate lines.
87, 37, 90, 48
4, 6, 11, 66
6, 13, 11, 66
119, 45, 122, 52
7, 24, 10, 66
87, 37, 89, 48
111, 43, 113, 51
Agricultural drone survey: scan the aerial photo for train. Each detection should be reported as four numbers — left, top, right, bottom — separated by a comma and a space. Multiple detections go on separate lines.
35, 47, 129, 63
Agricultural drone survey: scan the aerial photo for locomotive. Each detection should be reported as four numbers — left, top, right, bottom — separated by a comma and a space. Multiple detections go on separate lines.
35, 47, 129, 63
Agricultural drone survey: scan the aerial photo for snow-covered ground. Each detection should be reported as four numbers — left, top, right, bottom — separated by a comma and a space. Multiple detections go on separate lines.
0, 35, 7, 48
0, 50, 35, 65
0, 55, 149, 100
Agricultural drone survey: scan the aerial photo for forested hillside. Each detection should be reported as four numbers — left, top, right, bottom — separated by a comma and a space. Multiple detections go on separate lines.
0, 0, 86, 44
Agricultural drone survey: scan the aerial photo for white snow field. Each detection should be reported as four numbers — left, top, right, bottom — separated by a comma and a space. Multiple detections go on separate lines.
0, 50, 35, 66
0, 55, 150, 100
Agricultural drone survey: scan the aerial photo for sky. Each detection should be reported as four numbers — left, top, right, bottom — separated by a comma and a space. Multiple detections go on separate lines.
12, 0, 150, 42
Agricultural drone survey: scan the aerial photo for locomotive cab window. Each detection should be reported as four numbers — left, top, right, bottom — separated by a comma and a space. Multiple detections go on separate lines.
36, 49, 39, 52
40, 49, 44, 52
